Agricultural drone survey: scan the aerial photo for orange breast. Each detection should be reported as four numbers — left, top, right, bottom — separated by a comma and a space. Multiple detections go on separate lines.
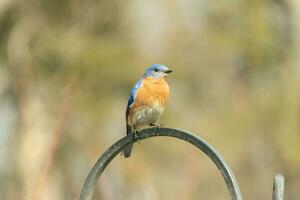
130, 77, 170, 111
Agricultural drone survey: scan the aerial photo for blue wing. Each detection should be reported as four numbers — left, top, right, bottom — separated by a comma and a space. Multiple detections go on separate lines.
126, 79, 143, 122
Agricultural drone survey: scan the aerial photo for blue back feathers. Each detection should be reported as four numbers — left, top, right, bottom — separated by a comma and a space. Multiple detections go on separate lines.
126, 79, 142, 121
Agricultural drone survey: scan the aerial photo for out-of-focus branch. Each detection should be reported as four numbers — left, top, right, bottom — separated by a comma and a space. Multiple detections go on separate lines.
32, 74, 79, 200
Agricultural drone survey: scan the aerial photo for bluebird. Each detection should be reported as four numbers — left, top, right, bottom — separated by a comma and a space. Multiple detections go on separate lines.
123, 64, 172, 158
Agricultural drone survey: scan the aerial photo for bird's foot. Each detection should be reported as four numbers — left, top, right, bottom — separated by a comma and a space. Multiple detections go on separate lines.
150, 123, 163, 127
133, 131, 140, 143
149, 123, 163, 134
149, 123, 156, 127
156, 125, 161, 134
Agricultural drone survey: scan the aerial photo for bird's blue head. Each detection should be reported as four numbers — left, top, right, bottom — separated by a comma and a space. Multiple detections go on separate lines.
143, 64, 172, 78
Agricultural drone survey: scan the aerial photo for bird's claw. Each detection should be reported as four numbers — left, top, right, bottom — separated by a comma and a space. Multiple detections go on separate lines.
156, 126, 160, 134
150, 123, 163, 127
133, 131, 140, 143
149, 123, 162, 134
149, 123, 163, 134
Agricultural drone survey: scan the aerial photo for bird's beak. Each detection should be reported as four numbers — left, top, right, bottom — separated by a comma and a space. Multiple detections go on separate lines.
165, 69, 172, 74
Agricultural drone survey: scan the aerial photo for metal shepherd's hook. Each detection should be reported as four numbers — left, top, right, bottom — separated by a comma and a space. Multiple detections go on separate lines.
80, 127, 285, 200
80, 127, 243, 200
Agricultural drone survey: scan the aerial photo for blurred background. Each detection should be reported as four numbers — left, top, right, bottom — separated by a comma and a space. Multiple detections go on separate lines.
1, 0, 300, 199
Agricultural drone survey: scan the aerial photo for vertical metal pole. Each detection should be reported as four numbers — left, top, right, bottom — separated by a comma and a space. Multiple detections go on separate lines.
272, 174, 285, 200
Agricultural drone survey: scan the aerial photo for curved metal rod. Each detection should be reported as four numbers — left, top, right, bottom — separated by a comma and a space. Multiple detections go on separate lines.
80, 127, 243, 200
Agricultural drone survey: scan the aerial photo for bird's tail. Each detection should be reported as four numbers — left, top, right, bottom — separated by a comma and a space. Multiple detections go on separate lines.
123, 125, 133, 158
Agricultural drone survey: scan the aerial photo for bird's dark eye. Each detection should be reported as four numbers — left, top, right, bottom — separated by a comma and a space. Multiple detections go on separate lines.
154, 68, 159, 72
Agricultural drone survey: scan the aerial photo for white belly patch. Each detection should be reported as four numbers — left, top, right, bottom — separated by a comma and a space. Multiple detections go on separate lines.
131, 102, 164, 129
